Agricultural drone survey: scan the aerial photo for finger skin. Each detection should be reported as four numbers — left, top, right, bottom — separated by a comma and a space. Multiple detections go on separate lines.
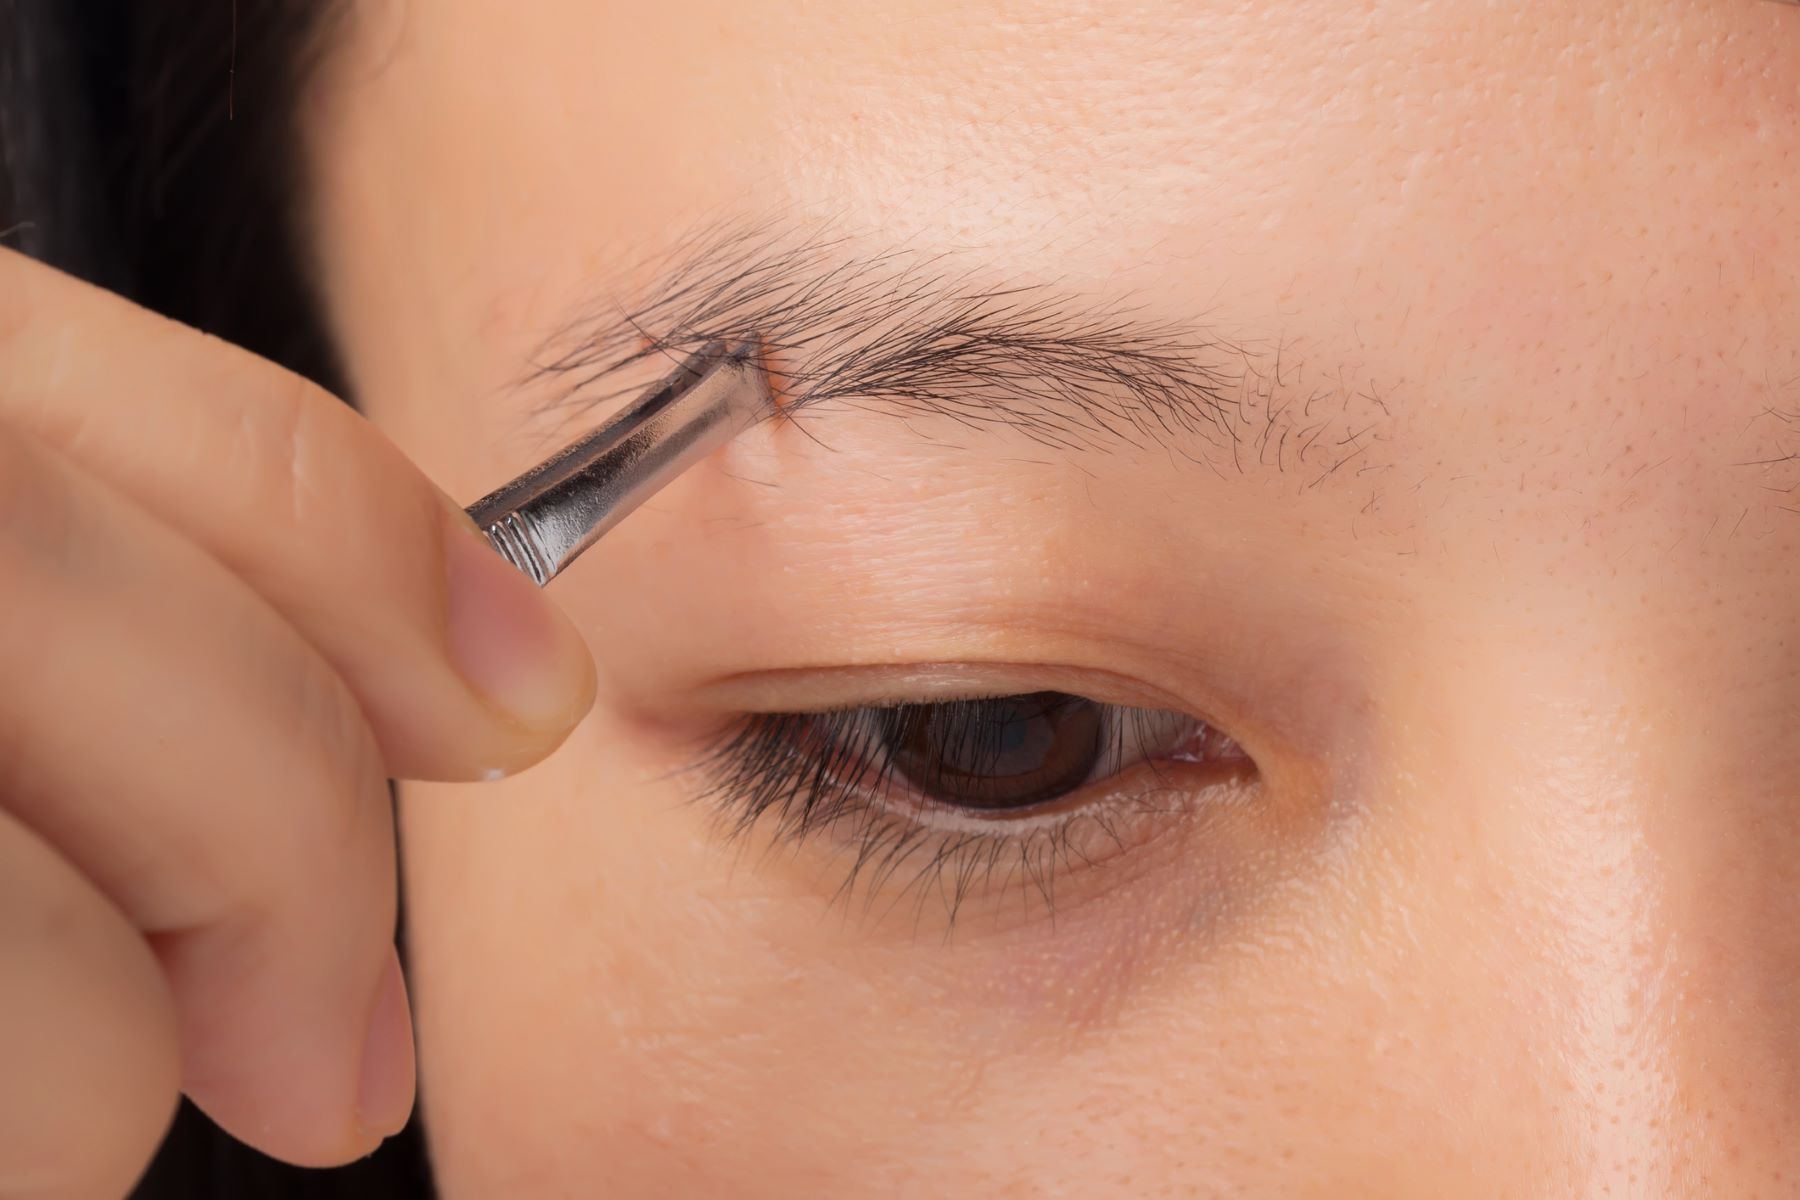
0, 422, 406, 1166
0, 809, 180, 1200
0, 246, 594, 781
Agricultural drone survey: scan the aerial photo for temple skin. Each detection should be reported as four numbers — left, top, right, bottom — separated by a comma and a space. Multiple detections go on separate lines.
307, 1, 1800, 1195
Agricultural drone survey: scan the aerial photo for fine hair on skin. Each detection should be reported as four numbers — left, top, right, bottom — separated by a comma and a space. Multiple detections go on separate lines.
528, 216, 1400, 489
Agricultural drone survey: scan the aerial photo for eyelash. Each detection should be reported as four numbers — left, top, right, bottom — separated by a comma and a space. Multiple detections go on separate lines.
688, 697, 1252, 927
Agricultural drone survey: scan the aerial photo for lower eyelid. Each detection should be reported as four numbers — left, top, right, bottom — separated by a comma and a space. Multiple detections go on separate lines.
842, 757, 1263, 928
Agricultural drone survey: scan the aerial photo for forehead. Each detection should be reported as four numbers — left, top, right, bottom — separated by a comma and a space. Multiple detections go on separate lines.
315, 1, 1800, 556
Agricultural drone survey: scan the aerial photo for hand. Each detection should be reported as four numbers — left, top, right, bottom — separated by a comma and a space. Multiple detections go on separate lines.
0, 248, 595, 1197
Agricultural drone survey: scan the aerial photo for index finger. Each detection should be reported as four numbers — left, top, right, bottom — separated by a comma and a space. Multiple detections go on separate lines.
0, 248, 595, 779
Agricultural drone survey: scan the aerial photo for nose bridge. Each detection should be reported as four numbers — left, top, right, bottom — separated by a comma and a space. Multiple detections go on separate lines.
1378, 588, 1800, 1191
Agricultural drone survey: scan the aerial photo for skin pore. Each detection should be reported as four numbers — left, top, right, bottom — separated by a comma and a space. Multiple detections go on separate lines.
302, 1, 1800, 1195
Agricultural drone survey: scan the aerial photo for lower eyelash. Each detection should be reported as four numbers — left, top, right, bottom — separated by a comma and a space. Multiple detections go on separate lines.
685, 708, 1205, 927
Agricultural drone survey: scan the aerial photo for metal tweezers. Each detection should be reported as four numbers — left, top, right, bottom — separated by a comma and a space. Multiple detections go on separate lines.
466, 340, 771, 586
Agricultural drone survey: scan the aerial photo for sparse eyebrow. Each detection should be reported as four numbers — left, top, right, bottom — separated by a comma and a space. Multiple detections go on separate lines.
525, 218, 1394, 486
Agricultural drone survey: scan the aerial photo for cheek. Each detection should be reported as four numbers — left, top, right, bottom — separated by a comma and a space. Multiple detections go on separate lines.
400, 731, 935, 1192
399, 728, 1576, 1196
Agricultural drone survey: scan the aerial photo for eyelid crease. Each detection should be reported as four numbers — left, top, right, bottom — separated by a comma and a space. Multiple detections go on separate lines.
661, 659, 1215, 726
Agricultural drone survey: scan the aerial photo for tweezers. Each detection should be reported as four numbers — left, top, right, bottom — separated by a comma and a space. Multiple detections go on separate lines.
465, 340, 771, 586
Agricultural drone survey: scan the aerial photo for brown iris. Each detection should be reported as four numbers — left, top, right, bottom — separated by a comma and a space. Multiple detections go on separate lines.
877, 692, 1105, 811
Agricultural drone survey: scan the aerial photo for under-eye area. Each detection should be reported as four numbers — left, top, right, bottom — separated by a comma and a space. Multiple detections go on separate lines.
686, 686, 1260, 927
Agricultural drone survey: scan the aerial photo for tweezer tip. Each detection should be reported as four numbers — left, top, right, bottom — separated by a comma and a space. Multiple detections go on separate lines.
716, 336, 760, 365
705, 336, 776, 418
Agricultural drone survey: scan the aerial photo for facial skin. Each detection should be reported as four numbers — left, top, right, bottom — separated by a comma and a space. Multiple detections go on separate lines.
302, 1, 1800, 1194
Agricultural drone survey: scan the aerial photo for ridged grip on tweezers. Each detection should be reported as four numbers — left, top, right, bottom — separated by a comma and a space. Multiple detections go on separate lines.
465, 341, 770, 586
479, 511, 556, 587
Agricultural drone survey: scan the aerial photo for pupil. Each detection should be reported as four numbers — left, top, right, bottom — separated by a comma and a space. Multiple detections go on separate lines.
880, 692, 1104, 811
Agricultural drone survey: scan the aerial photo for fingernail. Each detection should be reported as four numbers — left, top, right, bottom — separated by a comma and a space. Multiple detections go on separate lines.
443, 513, 596, 732
356, 951, 415, 1140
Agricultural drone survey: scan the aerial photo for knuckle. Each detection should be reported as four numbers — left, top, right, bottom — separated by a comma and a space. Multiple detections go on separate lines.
233, 371, 446, 581
232, 370, 335, 527
238, 371, 401, 530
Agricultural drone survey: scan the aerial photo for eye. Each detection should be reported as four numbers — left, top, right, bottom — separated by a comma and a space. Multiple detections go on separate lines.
875, 692, 1243, 814
880, 693, 1102, 810
690, 686, 1258, 923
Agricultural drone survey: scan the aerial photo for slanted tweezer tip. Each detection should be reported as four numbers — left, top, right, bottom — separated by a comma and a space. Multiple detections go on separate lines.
718, 335, 762, 368
463, 329, 776, 588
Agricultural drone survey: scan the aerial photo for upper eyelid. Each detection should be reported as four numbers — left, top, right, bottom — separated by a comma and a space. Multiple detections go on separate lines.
676, 660, 1209, 723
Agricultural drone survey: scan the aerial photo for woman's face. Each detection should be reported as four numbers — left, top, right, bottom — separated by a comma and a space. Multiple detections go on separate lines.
305, 2, 1800, 1194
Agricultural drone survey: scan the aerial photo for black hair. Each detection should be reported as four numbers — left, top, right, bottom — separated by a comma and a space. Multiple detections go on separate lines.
0, 0, 345, 385
0, 2, 432, 1195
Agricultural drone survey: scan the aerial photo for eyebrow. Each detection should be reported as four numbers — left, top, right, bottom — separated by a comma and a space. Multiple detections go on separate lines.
525, 219, 1395, 487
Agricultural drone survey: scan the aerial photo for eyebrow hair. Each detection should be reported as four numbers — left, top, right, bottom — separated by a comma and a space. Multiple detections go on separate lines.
525, 218, 1395, 486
